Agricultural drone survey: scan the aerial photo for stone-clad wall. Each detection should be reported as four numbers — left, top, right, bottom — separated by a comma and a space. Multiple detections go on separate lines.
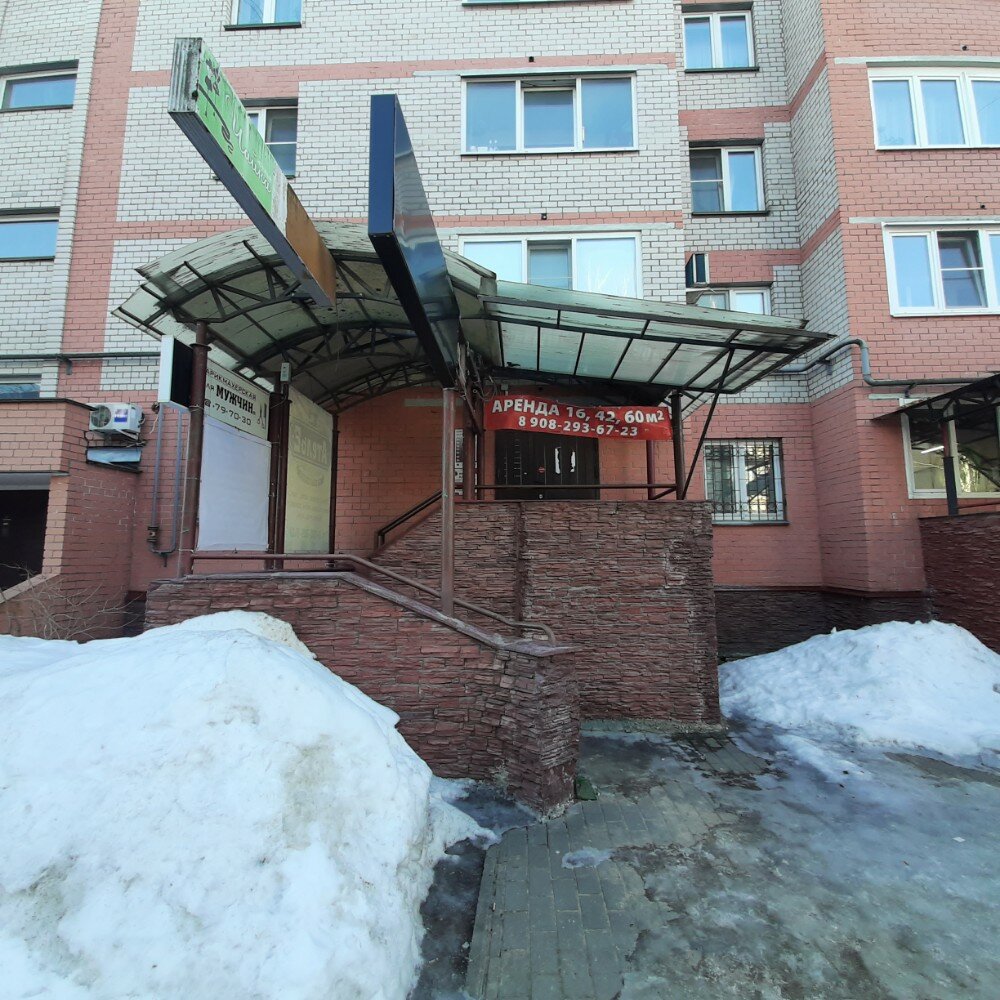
920, 512, 1000, 655
145, 573, 578, 812
376, 501, 721, 725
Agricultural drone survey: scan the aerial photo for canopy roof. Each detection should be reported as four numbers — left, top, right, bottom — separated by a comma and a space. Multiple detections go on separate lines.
891, 372, 1000, 425
115, 222, 830, 410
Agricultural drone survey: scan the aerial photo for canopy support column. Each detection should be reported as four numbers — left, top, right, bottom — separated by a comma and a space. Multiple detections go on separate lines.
267, 380, 291, 565
179, 321, 209, 576
671, 391, 686, 500
329, 413, 340, 549
943, 416, 959, 516
441, 387, 457, 616
646, 440, 657, 501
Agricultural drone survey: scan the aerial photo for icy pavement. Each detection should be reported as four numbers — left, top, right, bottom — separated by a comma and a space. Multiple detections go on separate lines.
464, 728, 1000, 1000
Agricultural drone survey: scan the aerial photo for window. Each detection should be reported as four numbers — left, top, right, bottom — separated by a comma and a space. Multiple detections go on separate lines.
886, 227, 1000, 313
464, 76, 635, 153
904, 410, 1000, 497
247, 107, 297, 176
461, 235, 639, 296
232, 0, 300, 25
0, 378, 40, 400
0, 217, 58, 260
690, 147, 763, 213
683, 11, 754, 70
685, 252, 710, 287
1, 72, 76, 110
870, 69, 1000, 148
704, 439, 785, 523
696, 287, 771, 314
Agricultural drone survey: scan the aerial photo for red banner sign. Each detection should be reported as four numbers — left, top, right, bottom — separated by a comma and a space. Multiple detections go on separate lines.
485, 395, 672, 440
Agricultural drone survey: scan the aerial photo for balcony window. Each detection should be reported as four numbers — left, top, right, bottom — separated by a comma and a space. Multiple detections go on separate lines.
696, 287, 771, 313
690, 147, 763, 213
683, 12, 754, 70
871, 69, 1000, 148
461, 234, 639, 297
464, 76, 635, 153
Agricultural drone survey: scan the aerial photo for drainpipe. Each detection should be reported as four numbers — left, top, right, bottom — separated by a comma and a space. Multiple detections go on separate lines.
777, 336, 977, 388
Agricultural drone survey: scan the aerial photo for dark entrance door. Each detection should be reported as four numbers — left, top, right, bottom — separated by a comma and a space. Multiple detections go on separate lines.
0, 490, 48, 590
494, 430, 600, 499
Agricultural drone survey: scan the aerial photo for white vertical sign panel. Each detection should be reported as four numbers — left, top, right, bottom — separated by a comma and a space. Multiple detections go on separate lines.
284, 389, 333, 553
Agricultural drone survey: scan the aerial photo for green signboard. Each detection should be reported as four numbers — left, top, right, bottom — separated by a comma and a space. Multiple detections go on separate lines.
193, 45, 280, 214
168, 38, 337, 309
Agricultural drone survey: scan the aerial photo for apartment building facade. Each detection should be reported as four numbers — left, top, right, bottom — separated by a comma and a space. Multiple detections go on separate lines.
1, 0, 998, 650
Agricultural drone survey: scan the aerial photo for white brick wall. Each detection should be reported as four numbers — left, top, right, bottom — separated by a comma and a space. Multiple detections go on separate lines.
684, 124, 799, 250
779, 0, 825, 98
132, 0, 676, 72
790, 67, 837, 244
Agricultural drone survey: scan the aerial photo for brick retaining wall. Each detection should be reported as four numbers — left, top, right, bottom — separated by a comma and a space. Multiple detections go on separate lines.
920, 512, 1000, 654
377, 501, 721, 725
145, 572, 578, 812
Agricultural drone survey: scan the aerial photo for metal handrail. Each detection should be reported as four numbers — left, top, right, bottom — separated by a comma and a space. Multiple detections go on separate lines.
475, 482, 677, 493
375, 490, 442, 549
189, 550, 557, 643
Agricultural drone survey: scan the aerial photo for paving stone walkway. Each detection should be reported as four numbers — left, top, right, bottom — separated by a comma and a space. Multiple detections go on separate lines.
463, 727, 1000, 999
465, 730, 766, 1000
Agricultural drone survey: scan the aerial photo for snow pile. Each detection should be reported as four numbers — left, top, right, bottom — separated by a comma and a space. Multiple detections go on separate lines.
720, 621, 1000, 767
0, 612, 485, 1000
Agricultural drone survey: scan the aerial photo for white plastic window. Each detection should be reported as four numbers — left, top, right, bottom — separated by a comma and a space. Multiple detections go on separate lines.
1, 72, 75, 110
903, 410, 1000, 497
690, 147, 764, 213
461, 235, 640, 297
247, 107, 297, 176
886, 227, 1000, 314
683, 12, 754, 70
233, 0, 300, 25
697, 288, 771, 314
870, 69, 1000, 148
464, 76, 635, 153
0, 217, 58, 260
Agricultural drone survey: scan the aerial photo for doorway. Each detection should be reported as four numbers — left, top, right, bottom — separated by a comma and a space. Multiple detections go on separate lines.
0, 490, 48, 590
494, 430, 599, 499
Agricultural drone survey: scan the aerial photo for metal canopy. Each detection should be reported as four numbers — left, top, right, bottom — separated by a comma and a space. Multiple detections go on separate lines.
890, 372, 1000, 425
479, 281, 827, 400
114, 222, 831, 411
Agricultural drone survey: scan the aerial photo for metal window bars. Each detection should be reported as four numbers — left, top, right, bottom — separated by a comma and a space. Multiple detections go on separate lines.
705, 438, 786, 523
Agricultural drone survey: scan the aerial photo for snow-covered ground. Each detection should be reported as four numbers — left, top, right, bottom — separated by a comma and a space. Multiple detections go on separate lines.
720, 620, 1000, 776
0, 612, 486, 1000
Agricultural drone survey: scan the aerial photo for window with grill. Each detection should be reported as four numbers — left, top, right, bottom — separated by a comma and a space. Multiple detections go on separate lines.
704, 439, 785, 523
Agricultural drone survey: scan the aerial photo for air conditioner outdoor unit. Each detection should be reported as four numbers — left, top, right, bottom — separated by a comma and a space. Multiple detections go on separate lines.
89, 403, 143, 436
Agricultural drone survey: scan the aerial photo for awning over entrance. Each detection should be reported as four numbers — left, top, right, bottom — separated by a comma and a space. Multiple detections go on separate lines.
115, 222, 830, 410
891, 372, 1000, 425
